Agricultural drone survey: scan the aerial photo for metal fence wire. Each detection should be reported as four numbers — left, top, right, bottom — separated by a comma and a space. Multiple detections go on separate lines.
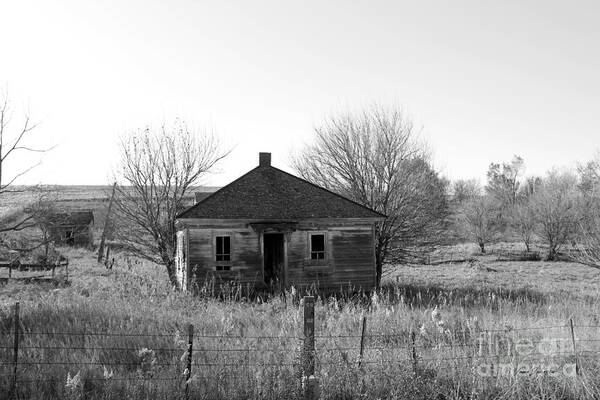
1, 298, 598, 396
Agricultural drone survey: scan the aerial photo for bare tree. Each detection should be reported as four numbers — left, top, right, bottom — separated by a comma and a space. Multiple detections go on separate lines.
458, 195, 501, 253
293, 106, 449, 287
0, 91, 48, 192
23, 194, 60, 257
510, 198, 536, 251
485, 155, 525, 209
452, 178, 481, 204
520, 176, 542, 198
0, 189, 65, 256
507, 176, 542, 252
577, 151, 600, 196
575, 210, 600, 267
112, 121, 228, 288
0, 91, 51, 234
573, 153, 600, 267
530, 170, 580, 260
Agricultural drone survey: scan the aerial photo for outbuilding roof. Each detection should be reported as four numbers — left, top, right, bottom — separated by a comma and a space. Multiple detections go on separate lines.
177, 153, 385, 220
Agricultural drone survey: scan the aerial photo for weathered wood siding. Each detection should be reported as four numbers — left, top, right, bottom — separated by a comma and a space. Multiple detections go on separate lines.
287, 224, 375, 291
177, 218, 377, 292
187, 226, 264, 287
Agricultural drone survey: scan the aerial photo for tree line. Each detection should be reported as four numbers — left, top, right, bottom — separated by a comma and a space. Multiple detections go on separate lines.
455, 154, 600, 262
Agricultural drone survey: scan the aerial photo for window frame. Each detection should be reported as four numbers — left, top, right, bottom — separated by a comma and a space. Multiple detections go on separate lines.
212, 233, 233, 272
215, 235, 232, 262
308, 231, 328, 263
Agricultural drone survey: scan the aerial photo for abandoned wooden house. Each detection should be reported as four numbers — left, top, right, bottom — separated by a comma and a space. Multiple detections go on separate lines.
174, 152, 385, 292
48, 211, 94, 247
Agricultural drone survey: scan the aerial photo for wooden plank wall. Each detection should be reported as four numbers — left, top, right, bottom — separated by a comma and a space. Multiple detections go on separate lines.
187, 228, 263, 288
182, 219, 376, 292
287, 224, 375, 291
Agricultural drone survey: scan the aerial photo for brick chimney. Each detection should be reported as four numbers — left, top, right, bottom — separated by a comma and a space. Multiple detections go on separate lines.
259, 152, 271, 167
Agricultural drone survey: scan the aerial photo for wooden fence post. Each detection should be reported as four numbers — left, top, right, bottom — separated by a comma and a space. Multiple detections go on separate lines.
411, 331, 418, 373
358, 316, 367, 368
185, 324, 194, 397
98, 182, 117, 263
569, 318, 579, 375
11, 302, 20, 398
303, 296, 315, 377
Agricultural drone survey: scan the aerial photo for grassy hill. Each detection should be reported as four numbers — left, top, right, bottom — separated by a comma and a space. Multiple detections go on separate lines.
0, 185, 219, 243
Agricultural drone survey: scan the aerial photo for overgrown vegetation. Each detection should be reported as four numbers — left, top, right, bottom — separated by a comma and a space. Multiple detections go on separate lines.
2, 246, 600, 399
112, 121, 228, 288
453, 154, 600, 263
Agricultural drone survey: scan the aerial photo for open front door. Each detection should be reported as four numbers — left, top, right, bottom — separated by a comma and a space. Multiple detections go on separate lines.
263, 233, 285, 288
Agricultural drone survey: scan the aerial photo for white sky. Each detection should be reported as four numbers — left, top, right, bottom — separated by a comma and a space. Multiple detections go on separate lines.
0, 0, 598, 186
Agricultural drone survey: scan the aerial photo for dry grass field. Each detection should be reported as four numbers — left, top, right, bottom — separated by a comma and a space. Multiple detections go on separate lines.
0, 187, 598, 399
1, 242, 600, 399
394, 256, 600, 300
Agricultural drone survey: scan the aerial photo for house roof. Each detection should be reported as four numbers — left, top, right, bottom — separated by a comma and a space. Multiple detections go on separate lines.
49, 211, 94, 226
177, 153, 385, 220
194, 191, 213, 204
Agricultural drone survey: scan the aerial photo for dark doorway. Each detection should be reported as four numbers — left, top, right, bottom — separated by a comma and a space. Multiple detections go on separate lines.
65, 229, 75, 246
263, 233, 284, 287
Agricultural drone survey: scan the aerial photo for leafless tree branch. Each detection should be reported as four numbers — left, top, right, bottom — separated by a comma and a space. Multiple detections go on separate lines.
293, 106, 449, 287
0, 90, 53, 246
112, 120, 229, 287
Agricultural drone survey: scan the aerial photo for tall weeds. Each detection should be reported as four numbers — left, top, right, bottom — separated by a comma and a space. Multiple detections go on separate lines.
1, 248, 599, 399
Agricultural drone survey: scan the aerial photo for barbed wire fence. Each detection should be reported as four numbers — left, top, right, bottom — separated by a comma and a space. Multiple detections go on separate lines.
2, 298, 600, 399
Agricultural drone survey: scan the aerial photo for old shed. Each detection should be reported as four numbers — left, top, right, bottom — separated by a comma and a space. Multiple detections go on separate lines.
48, 211, 94, 247
175, 153, 385, 293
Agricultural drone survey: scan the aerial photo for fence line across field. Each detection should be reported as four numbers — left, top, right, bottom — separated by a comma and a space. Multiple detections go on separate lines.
0, 259, 69, 282
1, 298, 596, 397
7, 324, 575, 339
12, 331, 301, 340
